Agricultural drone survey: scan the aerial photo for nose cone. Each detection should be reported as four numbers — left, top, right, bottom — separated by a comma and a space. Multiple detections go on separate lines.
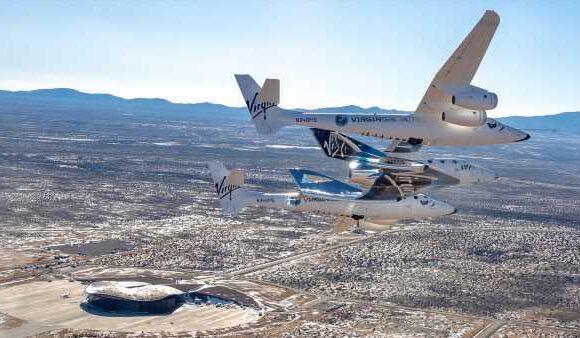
516, 133, 531, 142
507, 125, 531, 143
479, 166, 499, 183
413, 195, 456, 218
425, 197, 456, 217
440, 202, 457, 216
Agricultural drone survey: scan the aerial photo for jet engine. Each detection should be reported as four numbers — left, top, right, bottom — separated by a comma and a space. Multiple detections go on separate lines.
436, 85, 497, 127
450, 85, 498, 111
441, 110, 487, 127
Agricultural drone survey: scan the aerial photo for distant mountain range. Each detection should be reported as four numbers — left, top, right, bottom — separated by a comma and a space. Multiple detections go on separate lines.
0, 88, 248, 120
499, 113, 580, 132
0, 88, 578, 132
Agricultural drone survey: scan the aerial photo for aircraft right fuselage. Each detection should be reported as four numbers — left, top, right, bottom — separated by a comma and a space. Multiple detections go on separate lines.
241, 190, 455, 223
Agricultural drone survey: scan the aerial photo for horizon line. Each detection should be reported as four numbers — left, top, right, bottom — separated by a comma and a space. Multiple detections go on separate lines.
0, 86, 577, 118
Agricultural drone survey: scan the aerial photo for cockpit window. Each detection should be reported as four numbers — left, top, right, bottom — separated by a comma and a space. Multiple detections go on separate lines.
419, 196, 435, 207
487, 120, 497, 129
289, 198, 301, 206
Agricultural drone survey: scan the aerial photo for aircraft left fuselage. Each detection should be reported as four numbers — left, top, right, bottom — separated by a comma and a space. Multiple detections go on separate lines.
284, 111, 528, 146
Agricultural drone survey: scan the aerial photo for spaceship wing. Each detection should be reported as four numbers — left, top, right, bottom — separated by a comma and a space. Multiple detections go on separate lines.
289, 168, 364, 200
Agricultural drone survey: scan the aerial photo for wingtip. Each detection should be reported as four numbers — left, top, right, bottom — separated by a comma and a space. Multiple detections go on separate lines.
288, 168, 302, 180
234, 74, 254, 82
484, 10, 500, 24
516, 133, 531, 142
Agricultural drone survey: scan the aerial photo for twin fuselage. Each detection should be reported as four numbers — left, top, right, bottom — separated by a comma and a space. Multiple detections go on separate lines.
240, 190, 455, 224
279, 110, 530, 146
348, 157, 498, 193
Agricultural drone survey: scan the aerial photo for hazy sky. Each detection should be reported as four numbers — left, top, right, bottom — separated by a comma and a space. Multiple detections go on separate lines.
0, 1, 578, 116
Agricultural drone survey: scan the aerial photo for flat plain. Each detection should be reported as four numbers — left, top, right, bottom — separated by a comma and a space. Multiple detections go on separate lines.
0, 107, 578, 337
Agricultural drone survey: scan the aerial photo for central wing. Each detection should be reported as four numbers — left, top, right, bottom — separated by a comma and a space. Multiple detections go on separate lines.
289, 168, 364, 200
311, 128, 426, 168
415, 10, 500, 118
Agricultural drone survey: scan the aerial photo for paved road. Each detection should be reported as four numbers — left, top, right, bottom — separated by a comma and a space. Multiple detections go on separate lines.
225, 225, 577, 279
473, 320, 505, 338
224, 232, 380, 278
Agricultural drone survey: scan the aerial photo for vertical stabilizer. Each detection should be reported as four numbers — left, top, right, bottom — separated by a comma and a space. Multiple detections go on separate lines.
234, 74, 292, 134
207, 162, 249, 214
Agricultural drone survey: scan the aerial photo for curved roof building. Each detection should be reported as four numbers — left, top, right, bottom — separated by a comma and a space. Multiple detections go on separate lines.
85, 281, 183, 314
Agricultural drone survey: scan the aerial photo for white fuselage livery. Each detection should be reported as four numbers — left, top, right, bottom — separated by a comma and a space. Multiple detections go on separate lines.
238, 190, 455, 224
422, 158, 497, 186
282, 111, 529, 146
349, 157, 497, 194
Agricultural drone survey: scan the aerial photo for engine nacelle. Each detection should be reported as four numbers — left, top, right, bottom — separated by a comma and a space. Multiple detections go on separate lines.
451, 86, 498, 111
441, 110, 487, 127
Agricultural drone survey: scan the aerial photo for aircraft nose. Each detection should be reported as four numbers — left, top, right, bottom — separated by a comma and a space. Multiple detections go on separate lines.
438, 201, 457, 216
484, 168, 499, 182
473, 165, 497, 183
516, 133, 531, 142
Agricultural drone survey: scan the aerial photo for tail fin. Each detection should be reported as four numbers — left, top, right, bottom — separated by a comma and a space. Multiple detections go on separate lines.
234, 74, 291, 134
207, 161, 249, 215
258, 79, 280, 107
311, 128, 385, 161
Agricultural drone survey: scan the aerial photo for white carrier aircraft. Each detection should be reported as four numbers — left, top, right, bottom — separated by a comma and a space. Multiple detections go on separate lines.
208, 162, 456, 230
311, 128, 497, 198
235, 10, 530, 147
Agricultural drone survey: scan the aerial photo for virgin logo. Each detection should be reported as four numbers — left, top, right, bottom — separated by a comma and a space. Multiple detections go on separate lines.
215, 176, 240, 200
246, 92, 276, 120
323, 133, 347, 158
